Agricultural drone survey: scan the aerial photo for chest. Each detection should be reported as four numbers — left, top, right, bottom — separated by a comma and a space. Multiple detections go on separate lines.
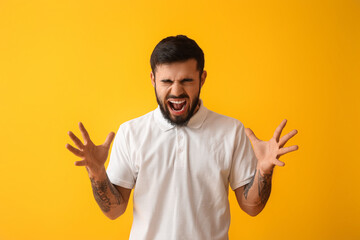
129, 127, 234, 190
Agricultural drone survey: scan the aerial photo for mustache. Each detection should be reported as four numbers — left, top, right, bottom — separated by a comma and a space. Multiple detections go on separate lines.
166, 94, 189, 99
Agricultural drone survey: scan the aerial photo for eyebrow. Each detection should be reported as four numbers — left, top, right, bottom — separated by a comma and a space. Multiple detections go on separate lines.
160, 78, 194, 82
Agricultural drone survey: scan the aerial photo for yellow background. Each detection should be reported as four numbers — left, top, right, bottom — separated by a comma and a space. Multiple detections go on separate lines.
1, 0, 359, 239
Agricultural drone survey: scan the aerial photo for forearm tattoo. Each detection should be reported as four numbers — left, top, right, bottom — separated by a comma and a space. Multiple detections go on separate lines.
90, 176, 122, 213
243, 169, 273, 205
258, 169, 273, 205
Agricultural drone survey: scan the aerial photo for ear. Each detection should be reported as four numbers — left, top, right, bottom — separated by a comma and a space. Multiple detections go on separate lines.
200, 70, 207, 88
150, 71, 155, 87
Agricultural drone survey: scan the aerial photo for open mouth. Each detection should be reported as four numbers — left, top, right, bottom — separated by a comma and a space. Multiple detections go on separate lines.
167, 99, 187, 114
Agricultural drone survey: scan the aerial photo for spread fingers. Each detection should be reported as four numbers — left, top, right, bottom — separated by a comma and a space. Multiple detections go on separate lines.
277, 145, 299, 157
66, 143, 84, 157
279, 129, 298, 148
68, 131, 84, 149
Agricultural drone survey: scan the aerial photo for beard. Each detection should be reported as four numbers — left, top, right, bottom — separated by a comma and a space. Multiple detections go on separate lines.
155, 88, 200, 126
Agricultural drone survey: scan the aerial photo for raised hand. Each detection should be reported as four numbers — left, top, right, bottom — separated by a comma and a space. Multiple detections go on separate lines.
245, 119, 298, 174
66, 122, 115, 177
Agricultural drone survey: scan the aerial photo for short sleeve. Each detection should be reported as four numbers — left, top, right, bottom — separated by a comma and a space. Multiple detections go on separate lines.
106, 124, 136, 189
229, 122, 258, 190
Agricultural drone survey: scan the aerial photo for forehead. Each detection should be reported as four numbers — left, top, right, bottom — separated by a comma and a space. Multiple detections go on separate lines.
155, 59, 199, 80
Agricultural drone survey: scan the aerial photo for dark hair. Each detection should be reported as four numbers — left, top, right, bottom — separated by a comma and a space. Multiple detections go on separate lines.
150, 35, 205, 79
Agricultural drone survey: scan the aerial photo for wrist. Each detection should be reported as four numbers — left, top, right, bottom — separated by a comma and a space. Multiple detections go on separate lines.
257, 166, 274, 176
86, 166, 107, 180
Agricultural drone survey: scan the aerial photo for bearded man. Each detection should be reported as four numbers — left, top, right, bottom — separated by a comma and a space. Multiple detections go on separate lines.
66, 35, 299, 240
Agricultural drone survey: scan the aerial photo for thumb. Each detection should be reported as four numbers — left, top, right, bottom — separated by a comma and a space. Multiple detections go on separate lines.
245, 128, 259, 143
103, 132, 116, 148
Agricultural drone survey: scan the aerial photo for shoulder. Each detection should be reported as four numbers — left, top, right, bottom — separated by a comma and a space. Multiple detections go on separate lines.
205, 108, 245, 131
117, 110, 156, 135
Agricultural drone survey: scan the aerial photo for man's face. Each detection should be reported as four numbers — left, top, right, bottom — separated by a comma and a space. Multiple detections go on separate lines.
150, 59, 207, 126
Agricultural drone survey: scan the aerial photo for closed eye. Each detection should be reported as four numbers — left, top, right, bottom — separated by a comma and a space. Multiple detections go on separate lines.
161, 79, 173, 84
160, 78, 193, 84
181, 78, 193, 83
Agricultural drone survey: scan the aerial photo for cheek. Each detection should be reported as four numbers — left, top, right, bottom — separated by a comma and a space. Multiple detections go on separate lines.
155, 86, 168, 99
186, 86, 200, 98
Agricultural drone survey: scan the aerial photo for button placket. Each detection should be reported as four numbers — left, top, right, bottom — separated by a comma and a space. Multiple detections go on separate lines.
178, 129, 184, 153
175, 128, 186, 168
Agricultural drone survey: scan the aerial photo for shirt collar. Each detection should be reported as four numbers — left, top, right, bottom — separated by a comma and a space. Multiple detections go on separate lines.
154, 99, 208, 131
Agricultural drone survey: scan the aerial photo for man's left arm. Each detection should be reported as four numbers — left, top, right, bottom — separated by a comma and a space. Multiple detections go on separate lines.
235, 119, 298, 216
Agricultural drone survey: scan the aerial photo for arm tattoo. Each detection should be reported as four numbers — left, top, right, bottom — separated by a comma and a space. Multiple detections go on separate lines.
90, 176, 122, 213
243, 169, 256, 200
258, 169, 273, 205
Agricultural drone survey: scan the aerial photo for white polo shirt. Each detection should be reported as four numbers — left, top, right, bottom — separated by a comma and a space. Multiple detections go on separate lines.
106, 101, 257, 240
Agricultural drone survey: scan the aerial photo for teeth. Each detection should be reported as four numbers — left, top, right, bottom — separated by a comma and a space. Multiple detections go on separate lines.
169, 100, 185, 104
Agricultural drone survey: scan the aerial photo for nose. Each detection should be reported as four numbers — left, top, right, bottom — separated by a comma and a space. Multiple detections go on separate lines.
170, 82, 185, 97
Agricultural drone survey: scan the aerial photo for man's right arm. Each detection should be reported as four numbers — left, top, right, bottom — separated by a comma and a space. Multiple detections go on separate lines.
66, 122, 132, 220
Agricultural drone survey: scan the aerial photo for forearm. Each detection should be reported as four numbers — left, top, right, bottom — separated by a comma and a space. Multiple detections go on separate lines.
88, 167, 126, 219
238, 167, 273, 216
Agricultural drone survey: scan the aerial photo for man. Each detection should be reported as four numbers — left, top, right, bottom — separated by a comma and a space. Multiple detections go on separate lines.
66, 35, 298, 240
